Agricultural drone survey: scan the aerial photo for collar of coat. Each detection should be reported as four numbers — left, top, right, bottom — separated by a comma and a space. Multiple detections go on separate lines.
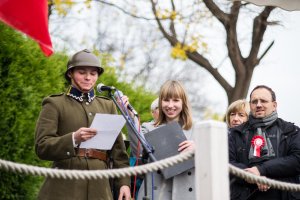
66, 85, 95, 103
229, 118, 298, 137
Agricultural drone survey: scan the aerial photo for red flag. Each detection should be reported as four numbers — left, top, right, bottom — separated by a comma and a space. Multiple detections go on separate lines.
0, 0, 54, 56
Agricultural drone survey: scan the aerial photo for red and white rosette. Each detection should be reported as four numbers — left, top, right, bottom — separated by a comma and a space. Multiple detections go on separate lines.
251, 135, 265, 157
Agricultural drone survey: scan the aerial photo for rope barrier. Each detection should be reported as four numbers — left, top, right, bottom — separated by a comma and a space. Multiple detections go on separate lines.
228, 164, 300, 192
0, 151, 194, 180
1, 151, 300, 192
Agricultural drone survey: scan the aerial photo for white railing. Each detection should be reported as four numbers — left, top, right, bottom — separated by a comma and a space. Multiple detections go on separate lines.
1, 120, 300, 199
194, 120, 229, 200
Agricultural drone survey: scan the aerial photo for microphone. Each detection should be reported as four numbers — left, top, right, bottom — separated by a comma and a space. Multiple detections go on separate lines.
114, 90, 138, 116
97, 83, 116, 93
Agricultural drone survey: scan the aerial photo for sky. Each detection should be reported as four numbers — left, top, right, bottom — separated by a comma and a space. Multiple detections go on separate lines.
48, 3, 300, 125
209, 10, 300, 126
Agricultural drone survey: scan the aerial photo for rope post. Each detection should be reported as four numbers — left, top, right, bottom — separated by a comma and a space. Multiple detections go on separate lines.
194, 120, 229, 200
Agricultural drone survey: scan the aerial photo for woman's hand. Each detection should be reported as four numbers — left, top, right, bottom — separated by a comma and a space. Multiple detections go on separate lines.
74, 127, 97, 144
118, 185, 131, 200
116, 95, 135, 118
178, 140, 195, 152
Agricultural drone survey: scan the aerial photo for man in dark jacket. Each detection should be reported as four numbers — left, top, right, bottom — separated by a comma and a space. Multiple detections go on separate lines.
229, 85, 300, 200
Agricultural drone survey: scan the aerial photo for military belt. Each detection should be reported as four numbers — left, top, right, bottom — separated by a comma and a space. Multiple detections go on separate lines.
76, 148, 107, 161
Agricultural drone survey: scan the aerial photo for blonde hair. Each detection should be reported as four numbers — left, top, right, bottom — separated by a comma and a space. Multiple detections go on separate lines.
225, 99, 250, 127
155, 80, 193, 130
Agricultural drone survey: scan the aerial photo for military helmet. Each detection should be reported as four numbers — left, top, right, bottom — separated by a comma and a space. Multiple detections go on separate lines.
65, 49, 104, 82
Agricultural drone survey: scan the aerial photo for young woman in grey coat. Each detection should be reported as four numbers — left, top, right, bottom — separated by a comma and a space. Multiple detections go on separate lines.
120, 80, 196, 200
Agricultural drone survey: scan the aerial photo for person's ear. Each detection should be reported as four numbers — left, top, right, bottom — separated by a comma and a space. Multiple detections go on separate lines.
273, 101, 277, 111
68, 71, 72, 79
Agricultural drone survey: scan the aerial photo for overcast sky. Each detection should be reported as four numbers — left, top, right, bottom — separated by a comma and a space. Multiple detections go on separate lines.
49, 4, 300, 125
209, 10, 300, 126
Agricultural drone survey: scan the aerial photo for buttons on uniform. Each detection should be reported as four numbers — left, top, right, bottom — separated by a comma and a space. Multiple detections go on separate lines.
188, 171, 192, 175
67, 152, 70, 156
188, 187, 193, 192
88, 112, 93, 116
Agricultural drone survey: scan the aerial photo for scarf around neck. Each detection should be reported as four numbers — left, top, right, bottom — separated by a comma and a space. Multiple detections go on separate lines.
248, 111, 278, 129
248, 111, 277, 162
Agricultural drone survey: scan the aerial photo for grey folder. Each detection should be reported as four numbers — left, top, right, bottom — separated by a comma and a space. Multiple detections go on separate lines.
144, 122, 194, 179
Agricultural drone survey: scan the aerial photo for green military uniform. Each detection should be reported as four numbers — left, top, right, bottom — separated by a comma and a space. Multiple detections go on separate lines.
35, 86, 130, 200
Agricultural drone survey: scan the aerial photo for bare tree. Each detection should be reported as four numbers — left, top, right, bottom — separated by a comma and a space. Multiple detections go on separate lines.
149, 0, 275, 104
47, 0, 280, 118
89, 0, 279, 106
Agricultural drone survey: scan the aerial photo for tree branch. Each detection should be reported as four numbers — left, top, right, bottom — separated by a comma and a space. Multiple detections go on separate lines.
187, 51, 233, 93
150, 0, 232, 95
170, 0, 177, 37
225, 2, 244, 74
246, 6, 274, 67
95, 0, 155, 20
202, 0, 230, 25
258, 40, 274, 63
150, 0, 175, 45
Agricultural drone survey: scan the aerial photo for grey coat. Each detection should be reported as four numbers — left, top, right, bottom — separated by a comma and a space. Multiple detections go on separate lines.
129, 122, 196, 200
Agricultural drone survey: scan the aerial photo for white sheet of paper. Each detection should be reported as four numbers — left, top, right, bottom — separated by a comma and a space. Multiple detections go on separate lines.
80, 113, 126, 150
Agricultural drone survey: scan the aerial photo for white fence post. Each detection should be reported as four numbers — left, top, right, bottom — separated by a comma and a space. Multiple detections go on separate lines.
194, 120, 229, 200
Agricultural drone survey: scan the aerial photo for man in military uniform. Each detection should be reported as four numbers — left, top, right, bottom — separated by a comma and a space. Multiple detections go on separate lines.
35, 49, 131, 200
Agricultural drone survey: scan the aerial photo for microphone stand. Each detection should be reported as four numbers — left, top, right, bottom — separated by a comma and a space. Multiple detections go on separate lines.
108, 90, 156, 200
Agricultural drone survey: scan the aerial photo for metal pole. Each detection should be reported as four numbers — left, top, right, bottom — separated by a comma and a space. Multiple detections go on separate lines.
108, 91, 155, 199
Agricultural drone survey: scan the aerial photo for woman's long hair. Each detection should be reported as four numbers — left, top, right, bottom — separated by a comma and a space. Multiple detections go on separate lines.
155, 80, 193, 130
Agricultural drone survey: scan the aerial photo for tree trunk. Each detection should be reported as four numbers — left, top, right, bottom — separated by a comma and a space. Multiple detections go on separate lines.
150, 0, 274, 106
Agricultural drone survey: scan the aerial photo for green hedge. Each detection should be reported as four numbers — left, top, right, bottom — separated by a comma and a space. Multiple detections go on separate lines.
0, 22, 156, 199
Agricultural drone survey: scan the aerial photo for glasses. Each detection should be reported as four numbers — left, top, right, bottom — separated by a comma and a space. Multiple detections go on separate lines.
250, 99, 273, 105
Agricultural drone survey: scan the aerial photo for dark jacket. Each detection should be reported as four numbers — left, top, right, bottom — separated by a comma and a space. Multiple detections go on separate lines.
229, 118, 300, 200
35, 93, 130, 200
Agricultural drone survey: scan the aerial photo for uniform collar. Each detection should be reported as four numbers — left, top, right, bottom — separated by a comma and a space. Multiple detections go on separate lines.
66, 85, 95, 103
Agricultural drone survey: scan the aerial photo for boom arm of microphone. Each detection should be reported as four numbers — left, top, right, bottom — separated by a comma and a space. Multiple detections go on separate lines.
97, 83, 156, 163
114, 90, 138, 116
